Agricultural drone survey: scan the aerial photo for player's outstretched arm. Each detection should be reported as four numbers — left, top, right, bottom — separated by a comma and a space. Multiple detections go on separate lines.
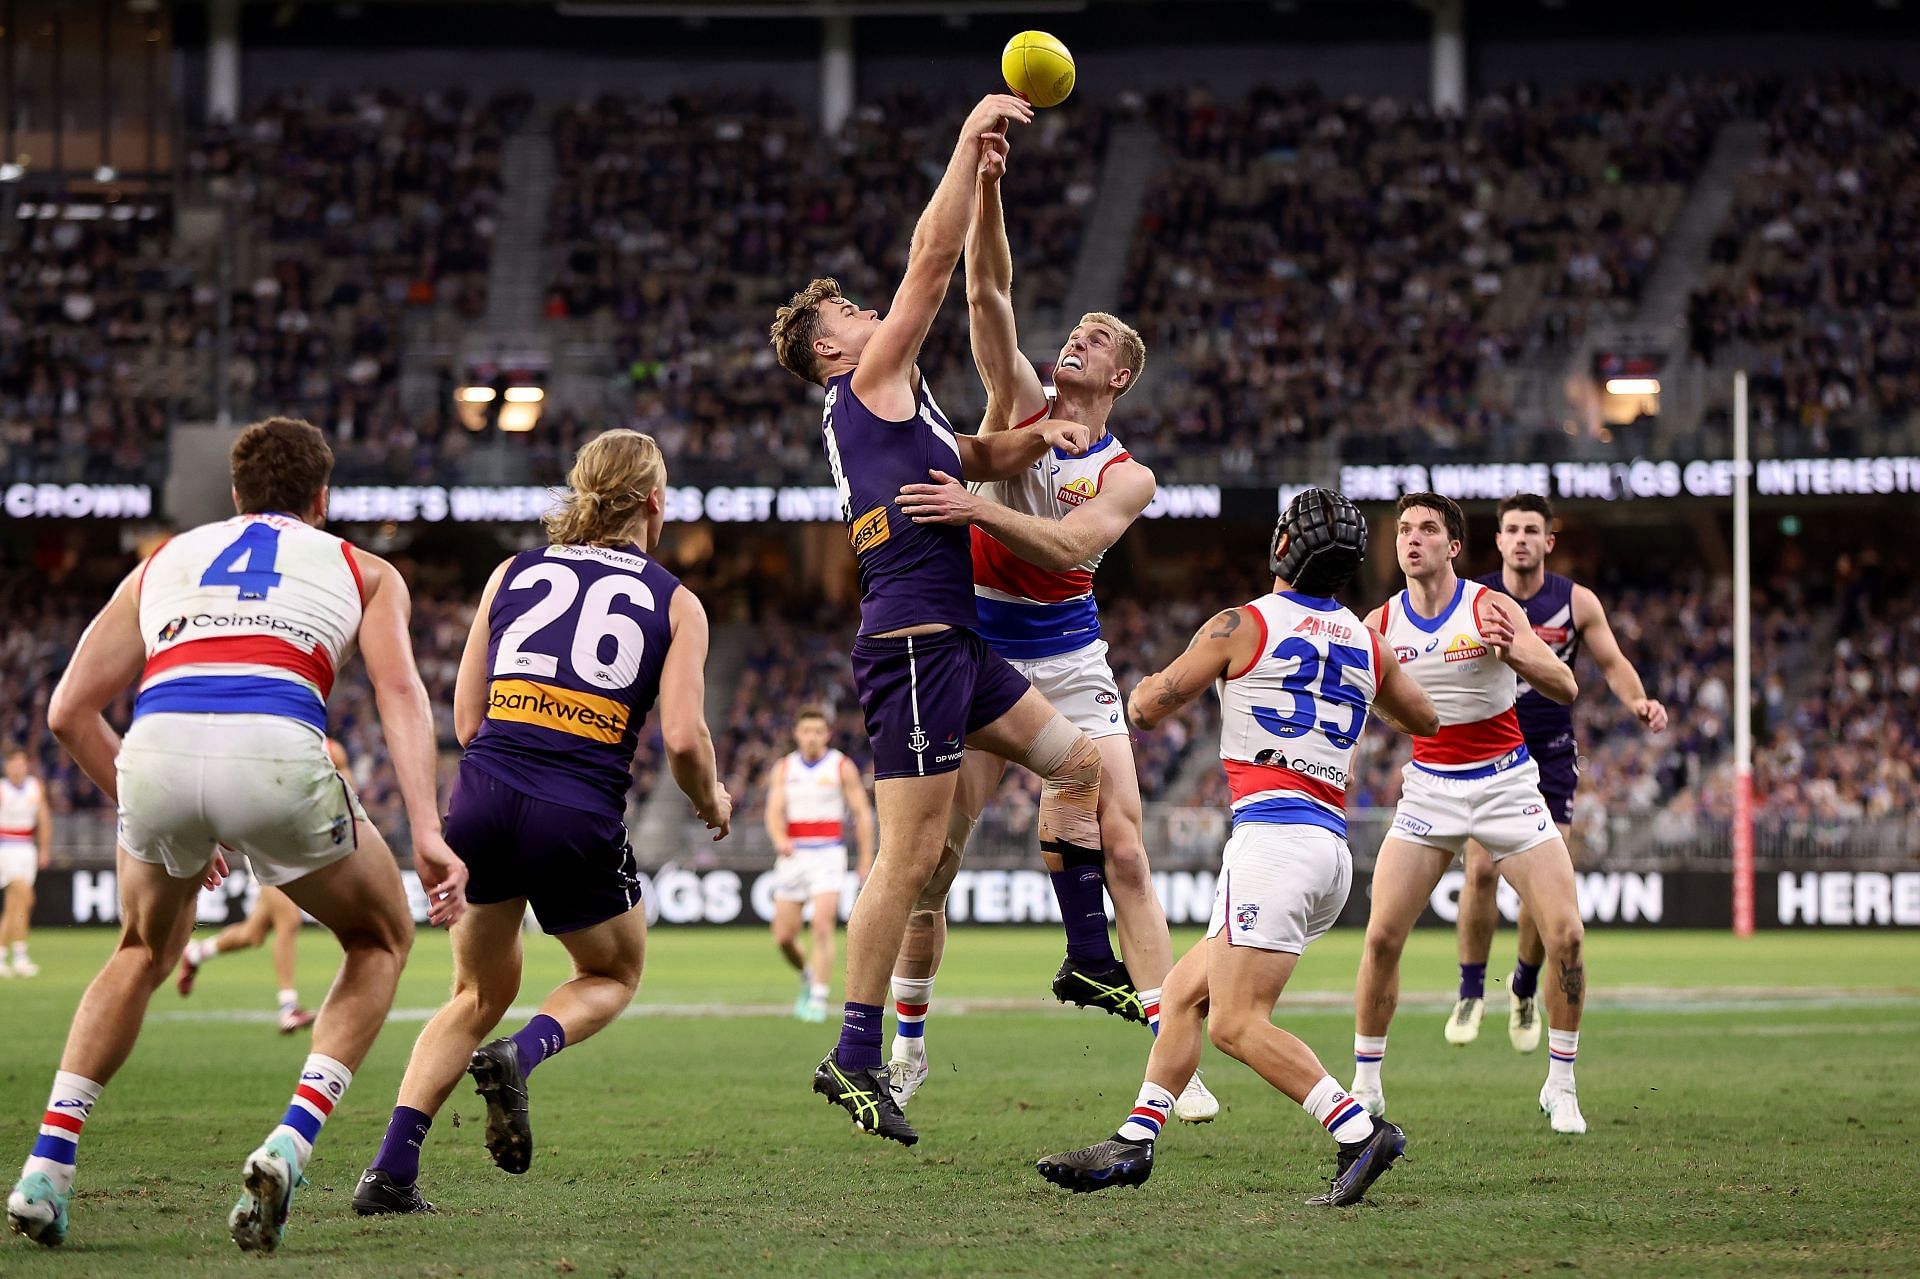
763, 758, 790, 855
898, 459, 1155, 571
1369, 626, 1440, 737
1572, 584, 1667, 731
46, 564, 147, 803
355, 548, 468, 925
661, 585, 731, 841
34, 782, 50, 870
966, 128, 1046, 434
853, 94, 1034, 417
951, 415, 1091, 482
453, 558, 511, 748
841, 755, 876, 882
1128, 607, 1261, 732
1478, 590, 1577, 705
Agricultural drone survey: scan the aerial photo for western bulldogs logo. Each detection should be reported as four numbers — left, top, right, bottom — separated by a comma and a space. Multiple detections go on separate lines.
329, 813, 351, 846
1235, 903, 1260, 932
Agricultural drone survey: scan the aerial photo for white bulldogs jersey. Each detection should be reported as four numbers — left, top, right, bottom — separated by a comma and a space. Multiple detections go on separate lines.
1379, 577, 1525, 772
0, 776, 44, 842
781, 749, 848, 849
970, 397, 1135, 661
134, 513, 365, 736
1217, 591, 1381, 839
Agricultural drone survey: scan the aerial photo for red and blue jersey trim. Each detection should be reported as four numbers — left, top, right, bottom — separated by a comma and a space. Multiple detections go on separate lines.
140, 633, 337, 698
972, 593, 1101, 661
132, 675, 328, 733
1412, 707, 1527, 769
1228, 795, 1347, 838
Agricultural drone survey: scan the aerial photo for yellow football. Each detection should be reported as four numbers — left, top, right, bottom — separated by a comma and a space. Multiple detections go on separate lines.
1001, 30, 1075, 109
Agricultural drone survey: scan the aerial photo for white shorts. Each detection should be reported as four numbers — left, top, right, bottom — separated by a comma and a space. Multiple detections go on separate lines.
0, 840, 36, 889
1389, 756, 1559, 862
1206, 824, 1353, 954
1010, 639, 1127, 740
117, 712, 367, 888
772, 844, 848, 903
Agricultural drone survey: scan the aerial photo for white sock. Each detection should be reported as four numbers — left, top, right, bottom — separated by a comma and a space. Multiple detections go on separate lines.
11, 942, 26, 962
1353, 1035, 1387, 1092
185, 939, 215, 967
890, 975, 933, 1063
267, 1053, 353, 1171
1547, 1029, 1578, 1089
1116, 1081, 1176, 1142
1303, 1075, 1375, 1144
808, 982, 830, 1001
21, 1072, 104, 1196
277, 988, 299, 1012
1138, 986, 1163, 1037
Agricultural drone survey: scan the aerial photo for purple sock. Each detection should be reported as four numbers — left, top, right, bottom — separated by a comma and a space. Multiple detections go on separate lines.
1048, 844, 1116, 965
835, 1001, 885, 1071
509, 1014, 566, 1077
1460, 962, 1487, 1001
369, 1106, 432, 1184
1512, 959, 1541, 1000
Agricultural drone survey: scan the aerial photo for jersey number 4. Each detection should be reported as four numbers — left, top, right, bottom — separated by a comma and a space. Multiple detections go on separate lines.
199, 524, 284, 600
1252, 638, 1369, 750
493, 563, 655, 690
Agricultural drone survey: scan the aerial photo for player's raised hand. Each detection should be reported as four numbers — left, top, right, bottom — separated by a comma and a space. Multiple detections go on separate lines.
1042, 418, 1092, 456
412, 831, 469, 927
979, 129, 1010, 181
899, 469, 984, 525
1635, 698, 1669, 733
960, 93, 1034, 142
1479, 604, 1518, 653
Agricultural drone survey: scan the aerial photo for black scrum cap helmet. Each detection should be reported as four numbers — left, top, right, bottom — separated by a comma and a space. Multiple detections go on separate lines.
1271, 487, 1368, 596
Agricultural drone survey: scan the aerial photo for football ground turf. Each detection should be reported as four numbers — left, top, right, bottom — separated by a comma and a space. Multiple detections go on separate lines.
1, 926, 1916, 1278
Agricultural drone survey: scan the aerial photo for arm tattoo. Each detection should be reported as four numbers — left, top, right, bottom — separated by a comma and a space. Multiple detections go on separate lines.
1207, 610, 1242, 640
1559, 961, 1585, 1006
1151, 680, 1186, 711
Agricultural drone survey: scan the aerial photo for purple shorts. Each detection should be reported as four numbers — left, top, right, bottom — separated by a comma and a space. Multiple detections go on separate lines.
444, 762, 642, 934
1532, 746, 1578, 826
851, 627, 1031, 780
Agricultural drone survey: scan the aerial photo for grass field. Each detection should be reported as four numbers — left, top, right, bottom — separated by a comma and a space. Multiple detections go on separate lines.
2, 926, 1917, 1277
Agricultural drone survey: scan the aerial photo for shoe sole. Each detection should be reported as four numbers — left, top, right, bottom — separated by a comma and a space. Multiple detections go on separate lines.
1035, 1158, 1152, 1194
1174, 1106, 1219, 1124
812, 1070, 918, 1147
7, 1209, 64, 1247
230, 1158, 290, 1254
469, 1051, 533, 1174
352, 1190, 435, 1216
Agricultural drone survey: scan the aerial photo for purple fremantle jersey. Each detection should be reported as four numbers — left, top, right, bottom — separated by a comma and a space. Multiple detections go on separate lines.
821, 372, 979, 637
463, 542, 680, 816
1479, 569, 1580, 755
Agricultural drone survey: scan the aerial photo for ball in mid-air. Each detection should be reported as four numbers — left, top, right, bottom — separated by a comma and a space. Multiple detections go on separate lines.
1002, 31, 1075, 108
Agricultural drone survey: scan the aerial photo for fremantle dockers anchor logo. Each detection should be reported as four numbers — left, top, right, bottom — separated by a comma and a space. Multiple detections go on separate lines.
908, 727, 929, 754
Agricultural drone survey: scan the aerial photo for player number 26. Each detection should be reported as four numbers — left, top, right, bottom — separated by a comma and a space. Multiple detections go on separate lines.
1251, 638, 1369, 750
493, 563, 655, 689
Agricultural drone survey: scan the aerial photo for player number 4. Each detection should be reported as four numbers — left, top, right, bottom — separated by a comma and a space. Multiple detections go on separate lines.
199, 523, 284, 601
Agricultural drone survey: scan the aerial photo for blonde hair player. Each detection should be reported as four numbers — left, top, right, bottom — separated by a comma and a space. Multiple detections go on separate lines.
354, 430, 730, 1216
889, 115, 1219, 1122
0, 747, 51, 978
173, 737, 360, 1034
1353, 492, 1590, 1136
1445, 493, 1665, 1051
7, 416, 466, 1254
765, 707, 875, 1021
1035, 490, 1437, 1207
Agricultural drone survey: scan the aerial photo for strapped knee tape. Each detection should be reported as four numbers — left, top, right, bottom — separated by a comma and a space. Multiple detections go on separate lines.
1024, 716, 1102, 856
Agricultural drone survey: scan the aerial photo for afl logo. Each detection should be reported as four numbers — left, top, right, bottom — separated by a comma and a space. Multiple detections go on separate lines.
1094, 691, 1118, 706
1393, 645, 1418, 663
1523, 804, 1544, 816
158, 616, 189, 643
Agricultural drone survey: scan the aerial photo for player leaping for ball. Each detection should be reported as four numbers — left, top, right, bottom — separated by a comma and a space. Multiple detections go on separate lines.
1035, 490, 1437, 1206
1354, 493, 1590, 1135
772, 94, 1113, 1147
1445, 493, 1665, 1051
888, 121, 1217, 1121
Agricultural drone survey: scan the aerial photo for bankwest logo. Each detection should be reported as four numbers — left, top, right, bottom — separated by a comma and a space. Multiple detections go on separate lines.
1442, 633, 1487, 663
1056, 477, 1097, 507
488, 679, 629, 743
850, 506, 891, 556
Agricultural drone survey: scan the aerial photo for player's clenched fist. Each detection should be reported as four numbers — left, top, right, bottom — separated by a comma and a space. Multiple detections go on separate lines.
1042, 419, 1091, 456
